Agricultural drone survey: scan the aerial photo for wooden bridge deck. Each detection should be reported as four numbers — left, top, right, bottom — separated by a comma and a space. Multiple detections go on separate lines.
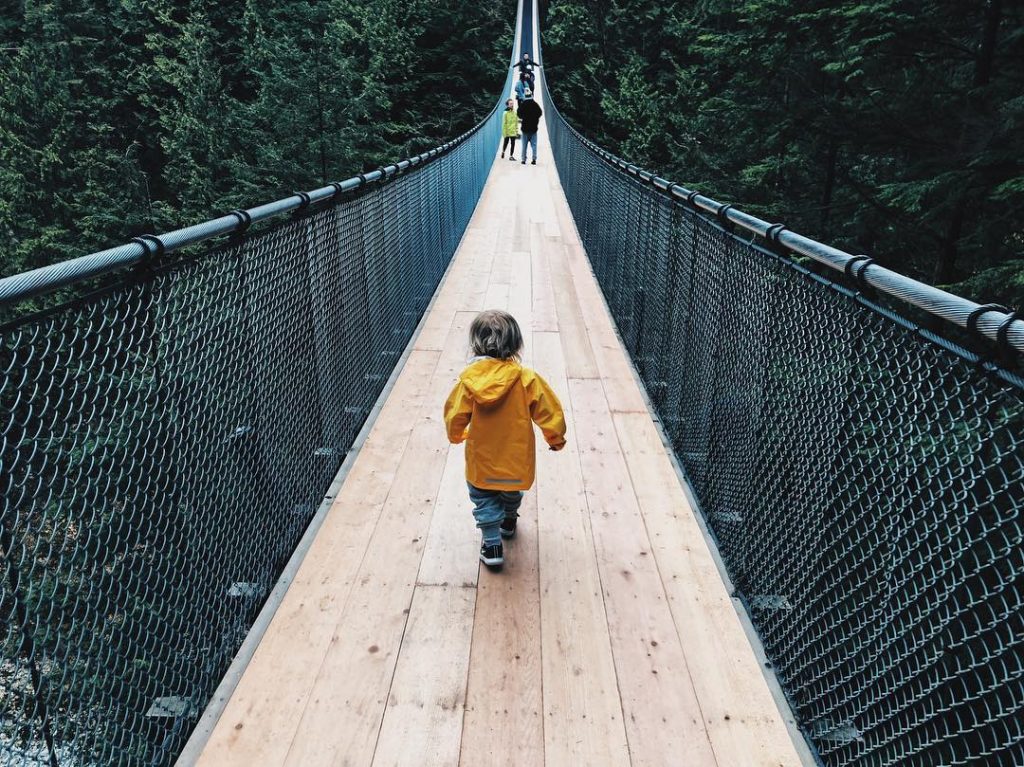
189, 90, 804, 766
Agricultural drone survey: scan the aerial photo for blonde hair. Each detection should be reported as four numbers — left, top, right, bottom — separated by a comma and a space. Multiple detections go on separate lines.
469, 310, 523, 360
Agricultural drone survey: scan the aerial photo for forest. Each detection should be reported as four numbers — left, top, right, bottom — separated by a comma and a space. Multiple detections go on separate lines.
1, 1, 1022, 311
542, 0, 1024, 310
0, 0, 510, 280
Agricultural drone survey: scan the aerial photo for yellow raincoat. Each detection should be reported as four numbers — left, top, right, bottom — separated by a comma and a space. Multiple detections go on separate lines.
444, 357, 567, 491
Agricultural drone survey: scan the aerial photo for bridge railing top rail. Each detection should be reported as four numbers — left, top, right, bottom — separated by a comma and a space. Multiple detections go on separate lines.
540, 73, 1024, 359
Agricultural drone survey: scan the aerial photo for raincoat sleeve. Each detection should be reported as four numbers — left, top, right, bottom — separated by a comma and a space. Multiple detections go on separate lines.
444, 380, 473, 444
526, 373, 567, 451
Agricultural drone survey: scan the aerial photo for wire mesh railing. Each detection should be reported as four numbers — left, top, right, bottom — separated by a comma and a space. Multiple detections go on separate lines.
543, 70, 1024, 766
0, 68, 512, 766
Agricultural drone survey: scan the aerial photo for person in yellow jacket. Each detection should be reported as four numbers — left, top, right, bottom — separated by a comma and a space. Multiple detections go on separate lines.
500, 98, 520, 161
444, 310, 566, 568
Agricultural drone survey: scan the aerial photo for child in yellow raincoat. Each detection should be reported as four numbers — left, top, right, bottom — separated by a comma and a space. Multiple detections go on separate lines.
500, 98, 520, 161
444, 310, 566, 568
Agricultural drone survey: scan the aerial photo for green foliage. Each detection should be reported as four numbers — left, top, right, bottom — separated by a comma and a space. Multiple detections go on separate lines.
543, 0, 1024, 308
0, 0, 511, 278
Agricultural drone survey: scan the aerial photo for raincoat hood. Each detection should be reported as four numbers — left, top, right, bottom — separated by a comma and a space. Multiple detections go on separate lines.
460, 357, 522, 405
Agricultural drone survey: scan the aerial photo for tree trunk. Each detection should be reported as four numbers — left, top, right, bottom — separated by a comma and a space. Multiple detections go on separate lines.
821, 138, 839, 234
934, 195, 967, 285
933, 0, 1001, 284
975, 0, 1002, 87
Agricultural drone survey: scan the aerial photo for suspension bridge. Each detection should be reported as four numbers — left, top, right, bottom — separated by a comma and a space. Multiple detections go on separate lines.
2, 1, 1022, 766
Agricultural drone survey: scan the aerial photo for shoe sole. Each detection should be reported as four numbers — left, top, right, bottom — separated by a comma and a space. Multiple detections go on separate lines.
480, 554, 504, 567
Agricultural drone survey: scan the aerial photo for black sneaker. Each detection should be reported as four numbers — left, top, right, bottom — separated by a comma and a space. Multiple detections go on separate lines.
500, 152, 504, 159
480, 542, 504, 568
509, 155, 516, 161
531, 159, 536, 165
500, 515, 518, 539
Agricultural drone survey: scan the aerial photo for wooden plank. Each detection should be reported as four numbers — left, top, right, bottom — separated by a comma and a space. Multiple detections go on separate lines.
194, 349, 441, 767
416, 311, 480, 588
426, 311, 474, 403
511, 184, 531, 252
547, 240, 599, 379
531, 224, 559, 332
483, 281, 511, 310
417, 443, 477, 588
532, 331, 631, 766
506, 249, 533, 333
613, 412, 803, 766
561, 240, 648, 413
569, 378, 718, 766
281, 417, 451, 766
371, 585, 476, 767
459, 490, 544, 767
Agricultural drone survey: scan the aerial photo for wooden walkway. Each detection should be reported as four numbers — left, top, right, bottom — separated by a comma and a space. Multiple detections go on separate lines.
191, 89, 803, 766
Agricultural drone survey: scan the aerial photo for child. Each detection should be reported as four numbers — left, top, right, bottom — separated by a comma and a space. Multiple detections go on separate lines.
444, 310, 567, 568
500, 98, 519, 161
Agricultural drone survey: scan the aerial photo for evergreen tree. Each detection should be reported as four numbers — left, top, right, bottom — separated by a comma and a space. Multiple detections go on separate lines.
0, 0, 513, 280
543, 0, 1024, 309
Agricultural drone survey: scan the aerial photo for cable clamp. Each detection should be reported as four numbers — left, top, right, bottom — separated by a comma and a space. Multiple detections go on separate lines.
715, 203, 735, 228
765, 223, 787, 247
843, 255, 875, 291
329, 182, 345, 200
228, 209, 252, 233
131, 234, 165, 259
965, 303, 1009, 338
685, 190, 701, 206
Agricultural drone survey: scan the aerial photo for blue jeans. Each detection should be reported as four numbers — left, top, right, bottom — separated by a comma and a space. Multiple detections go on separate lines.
522, 132, 538, 161
468, 483, 523, 545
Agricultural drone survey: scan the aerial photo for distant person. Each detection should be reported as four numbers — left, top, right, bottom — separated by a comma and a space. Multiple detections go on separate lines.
514, 75, 528, 106
513, 53, 539, 89
444, 310, 567, 568
501, 98, 519, 160
513, 52, 540, 76
517, 88, 543, 165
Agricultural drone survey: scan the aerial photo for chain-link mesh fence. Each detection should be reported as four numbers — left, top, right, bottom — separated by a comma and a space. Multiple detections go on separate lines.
0, 86, 507, 766
546, 86, 1024, 766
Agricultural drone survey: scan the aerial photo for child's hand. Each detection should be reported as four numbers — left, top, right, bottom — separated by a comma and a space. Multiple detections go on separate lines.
548, 441, 565, 452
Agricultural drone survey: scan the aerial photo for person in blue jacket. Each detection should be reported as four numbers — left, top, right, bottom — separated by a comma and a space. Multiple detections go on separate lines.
515, 76, 529, 105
